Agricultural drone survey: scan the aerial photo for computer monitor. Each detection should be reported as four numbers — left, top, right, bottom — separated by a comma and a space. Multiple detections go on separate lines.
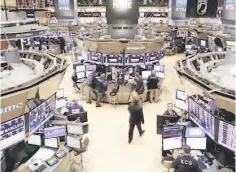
176, 89, 188, 101
77, 72, 85, 79
163, 126, 184, 138
66, 135, 81, 150
175, 99, 188, 110
200, 40, 206, 47
156, 71, 165, 79
44, 126, 67, 139
67, 112, 88, 122
154, 65, 164, 72
185, 45, 192, 49
186, 138, 207, 150
86, 71, 93, 78
56, 98, 67, 109
163, 137, 183, 150
76, 65, 85, 72
56, 89, 64, 99
185, 127, 205, 138
28, 134, 42, 146
218, 120, 235, 152
142, 71, 151, 79
188, 97, 215, 140
44, 138, 59, 149
86, 64, 96, 71
67, 124, 83, 135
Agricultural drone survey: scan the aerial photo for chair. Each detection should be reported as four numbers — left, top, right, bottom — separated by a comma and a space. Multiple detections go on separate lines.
162, 156, 174, 172
109, 85, 120, 105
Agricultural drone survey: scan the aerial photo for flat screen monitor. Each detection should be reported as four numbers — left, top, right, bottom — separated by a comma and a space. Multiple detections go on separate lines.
28, 134, 42, 146
29, 95, 56, 135
156, 72, 165, 79
218, 120, 235, 152
86, 71, 93, 78
154, 65, 164, 72
44, 126, 67, 139
186, 137, 207, 150
86, 65, 96, 71
56, 98, 67, 109
185, 127, 205, 138
175, 99, 188, 110
142, 71, 151, 79
163, 137, 183, 150
44, 138, 59, 149
76, 65, 85, 72
0, 116, 26, 150
176, 90, 188, 101
67, 124, 83, 135
163, 126, 184, 138
185, 45, 192, 49
200, 40, 206, 47
56, 89, 64, 99
77, 72, 85, 79
66, 135, 81, 150
188, 97, 215, 140
67, 112, 88, 122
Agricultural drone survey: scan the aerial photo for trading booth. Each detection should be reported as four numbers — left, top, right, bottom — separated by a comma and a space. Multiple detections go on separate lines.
159, 94, 235, 172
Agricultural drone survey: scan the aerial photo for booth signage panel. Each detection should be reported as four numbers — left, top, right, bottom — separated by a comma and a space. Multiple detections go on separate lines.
29, 95, 56, 135
143, 12, 168, 17
78, 12, 101, 17
106, 0, 139, 24
55, 0, 78, 20
0, 92, 28, 123
0, 116, 25, 150
222, 0, 235, 25
0, 30, 46, 40
26, 11, 36, 20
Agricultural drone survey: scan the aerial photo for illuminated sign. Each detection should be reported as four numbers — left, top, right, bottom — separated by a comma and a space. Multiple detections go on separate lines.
58, 0, 70, 10
0, 103, 23, 115
176, 0, 187, 11
113, 0, 132, 9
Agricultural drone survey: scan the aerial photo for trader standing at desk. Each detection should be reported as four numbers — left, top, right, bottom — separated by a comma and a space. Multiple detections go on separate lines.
66, 99, 84, 114
147, 71, 159, 103
163, 103, 178, 117
172, 145, 202, 172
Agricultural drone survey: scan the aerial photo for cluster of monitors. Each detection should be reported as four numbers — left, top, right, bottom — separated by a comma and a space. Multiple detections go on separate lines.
142, 65, 165, 79
76, 64, 96, 79
175, 89, 188, 111
28, 124, 84, 149
162, 126, 207, 151
188, 96, 236, 152
86, 51, 165, 65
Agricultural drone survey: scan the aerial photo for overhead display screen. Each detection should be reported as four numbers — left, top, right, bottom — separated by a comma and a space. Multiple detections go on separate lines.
104, 54, 123, 64
106, 0, 139, 24
54, 0, 77, 20
218, 121, 236, 151
146, 51, 159, 63
188, 97, 215, 140
222, 0, 235, 25
44, 126, 67, 139
169, 0, 187, 20
125, 54, 145, 64
88, 52, 103, 63
0, 116, 25, 150
29, 95, 56, 135
186, 0, 218, 18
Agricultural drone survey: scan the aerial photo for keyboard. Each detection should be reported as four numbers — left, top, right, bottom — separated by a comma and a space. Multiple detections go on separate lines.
55, 149, 66, 159
197, 159, 207, 170
46, 156, 59, 166
35, 164, 47, 172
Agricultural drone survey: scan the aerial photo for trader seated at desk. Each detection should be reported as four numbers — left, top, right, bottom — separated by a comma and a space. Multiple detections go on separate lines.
172, 145, 202, 172
66, 98, 84, 114
163, 103, 179, 117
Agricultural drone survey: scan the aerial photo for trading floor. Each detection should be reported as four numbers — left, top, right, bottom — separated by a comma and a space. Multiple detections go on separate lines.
59, 53, 202, 172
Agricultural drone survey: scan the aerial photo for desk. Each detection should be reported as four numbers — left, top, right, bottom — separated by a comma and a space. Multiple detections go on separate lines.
23, 146, 74, 172
172, 149, 222, 172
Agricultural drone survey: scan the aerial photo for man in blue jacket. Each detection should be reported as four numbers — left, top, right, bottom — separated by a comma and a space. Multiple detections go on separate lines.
66, 99, 84, 114
85, 71, 96, 104
95, 73, 107, 107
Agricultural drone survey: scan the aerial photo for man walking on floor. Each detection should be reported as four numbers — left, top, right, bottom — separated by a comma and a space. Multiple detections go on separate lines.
128, 98, 145, 144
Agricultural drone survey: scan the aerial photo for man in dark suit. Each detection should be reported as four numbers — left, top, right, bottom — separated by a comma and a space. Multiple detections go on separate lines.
128, 98, 145, 144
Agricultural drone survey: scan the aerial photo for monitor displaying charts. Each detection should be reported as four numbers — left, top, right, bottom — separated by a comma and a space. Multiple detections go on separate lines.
218, 120, 236, 151
44, 126, 67, 139
156, 72, 165, 79
185, 127, 205, 138
200, 40, 207, 47
77, 72, 85, 79
175, 90, 188, 110
188, 97, 215, 140
66, 135, 81, 150
176, 90, 188, 101
154, 65, 164, 72
67, 124, 83, 135
76, 65, 85, 72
